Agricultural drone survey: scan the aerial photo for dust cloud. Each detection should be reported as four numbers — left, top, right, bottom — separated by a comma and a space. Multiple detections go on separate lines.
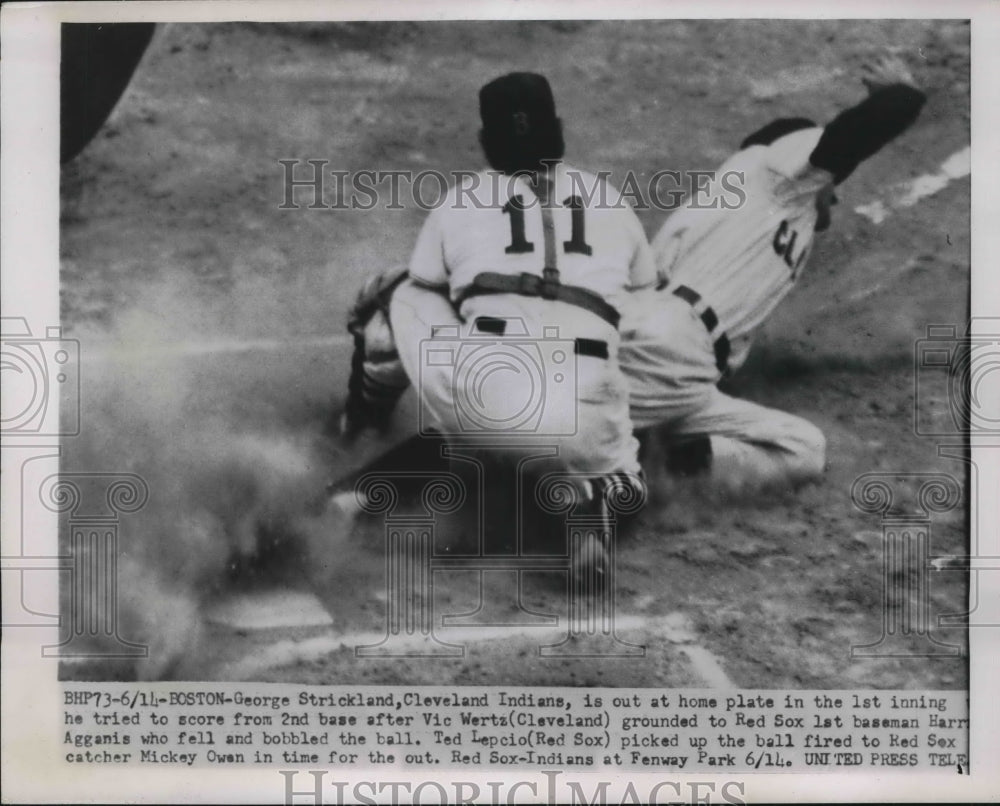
67, 267, 361, 679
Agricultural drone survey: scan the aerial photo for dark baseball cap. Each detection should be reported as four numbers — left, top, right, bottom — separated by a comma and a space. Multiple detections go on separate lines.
479, 72, 558, 138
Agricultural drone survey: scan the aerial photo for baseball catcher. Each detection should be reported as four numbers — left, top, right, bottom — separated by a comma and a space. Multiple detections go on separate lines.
339, 72, 655, 565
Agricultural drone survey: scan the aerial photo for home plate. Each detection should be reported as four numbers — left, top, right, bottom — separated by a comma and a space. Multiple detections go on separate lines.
205, 589, 333, 630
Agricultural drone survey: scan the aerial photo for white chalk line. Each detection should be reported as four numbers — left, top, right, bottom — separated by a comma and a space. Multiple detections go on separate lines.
216, 607, 735, 687
205, 589, 334, 629
839, 256, 921, 307
658, 612, 735, 689
854, 146, 970, 225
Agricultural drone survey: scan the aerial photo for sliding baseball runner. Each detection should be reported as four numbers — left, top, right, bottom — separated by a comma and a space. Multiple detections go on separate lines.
622, 56, 926, 488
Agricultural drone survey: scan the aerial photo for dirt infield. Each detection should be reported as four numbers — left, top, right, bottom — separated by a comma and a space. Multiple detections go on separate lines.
59, 20, 970, 688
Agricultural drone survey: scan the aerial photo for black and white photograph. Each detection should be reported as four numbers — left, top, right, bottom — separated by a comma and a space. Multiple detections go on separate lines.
52, 14, 973, 686
2, 1, 998, 802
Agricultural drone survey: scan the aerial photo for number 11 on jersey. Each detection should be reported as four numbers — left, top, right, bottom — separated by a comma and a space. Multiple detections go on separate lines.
502, 195, 593, 257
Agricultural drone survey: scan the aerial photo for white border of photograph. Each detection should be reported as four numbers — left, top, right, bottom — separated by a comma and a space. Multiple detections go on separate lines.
2, 0, 997, 802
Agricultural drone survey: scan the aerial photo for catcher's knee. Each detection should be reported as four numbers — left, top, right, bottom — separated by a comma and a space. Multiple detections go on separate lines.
340, 307, 410, 438
361, 356, 409, 405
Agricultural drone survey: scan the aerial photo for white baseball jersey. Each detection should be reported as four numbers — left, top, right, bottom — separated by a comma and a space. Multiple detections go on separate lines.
652, 127, 833, 368
622, 84, 924, 485
409, 162, 656, 339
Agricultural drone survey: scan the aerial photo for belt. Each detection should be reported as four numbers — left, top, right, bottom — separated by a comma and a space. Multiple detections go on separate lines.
458, 271, 621, 329
473, 317, 608, 360
671, 285, 731, 374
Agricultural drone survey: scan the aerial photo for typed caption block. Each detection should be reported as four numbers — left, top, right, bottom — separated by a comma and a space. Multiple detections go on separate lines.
62, 685, 968, 772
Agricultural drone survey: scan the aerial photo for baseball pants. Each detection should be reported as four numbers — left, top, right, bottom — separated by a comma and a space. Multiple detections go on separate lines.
622, 293, 826, 489
389, 279, 642, 479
